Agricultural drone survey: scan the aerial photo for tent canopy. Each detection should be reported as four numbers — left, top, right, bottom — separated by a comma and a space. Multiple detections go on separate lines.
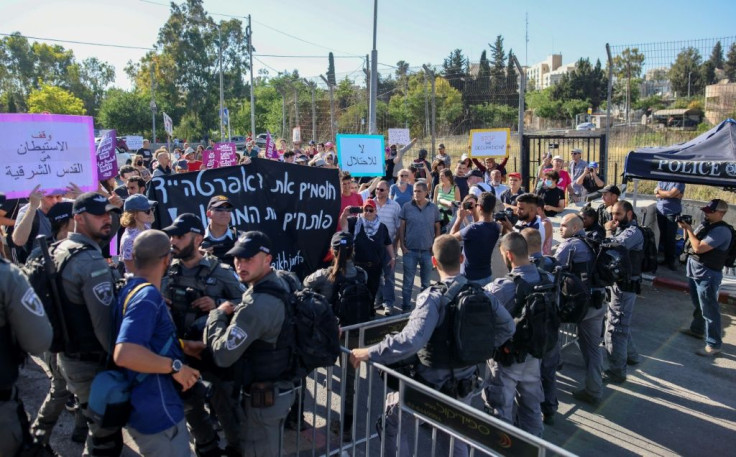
624, 119, 736, 188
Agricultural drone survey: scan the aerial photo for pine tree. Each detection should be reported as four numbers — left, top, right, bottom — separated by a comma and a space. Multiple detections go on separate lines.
489, 35, 507, 102
506, 50, 519, 107
709, 41, 724, 69
327, 52, 336, 86
724, 43, 736, 82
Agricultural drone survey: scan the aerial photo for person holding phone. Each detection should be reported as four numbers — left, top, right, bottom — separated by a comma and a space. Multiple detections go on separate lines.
575, 161, 605, 200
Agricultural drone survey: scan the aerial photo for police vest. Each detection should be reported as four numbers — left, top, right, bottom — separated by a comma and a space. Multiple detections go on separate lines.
417, 304, 454, 368
166, 256, 220, 334
0, 323, 20, 389
203, 227, 238, 262
687, 221, 731, 271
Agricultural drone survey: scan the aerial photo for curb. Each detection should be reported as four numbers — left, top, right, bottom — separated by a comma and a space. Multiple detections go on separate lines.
652, 276, 736, 305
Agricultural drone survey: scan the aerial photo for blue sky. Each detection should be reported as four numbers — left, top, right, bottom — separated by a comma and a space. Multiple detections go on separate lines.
2, 0, 735, 89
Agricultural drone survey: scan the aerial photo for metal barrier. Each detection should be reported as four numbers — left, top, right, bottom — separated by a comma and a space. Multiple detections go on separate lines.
281, 315, 579, 456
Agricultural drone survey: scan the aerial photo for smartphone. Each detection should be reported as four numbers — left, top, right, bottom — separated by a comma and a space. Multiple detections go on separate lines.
463, 201, 474, 210
349, 207, 363, 214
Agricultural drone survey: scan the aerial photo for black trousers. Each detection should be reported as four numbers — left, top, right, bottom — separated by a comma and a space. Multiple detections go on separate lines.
657, 210, 679, 265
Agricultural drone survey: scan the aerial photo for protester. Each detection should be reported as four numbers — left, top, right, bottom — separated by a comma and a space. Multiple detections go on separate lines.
595, 185, 621, 226
411, 148, 432, 181
500, 172, 525, 209
488, 170, 508, 197
120, 194, 156, 273
113, 166, 140, 199
430, 158, 447, 191
467, 169, 494, 199
152, 151, 172, 177
450, 192, 500, 286
580, 206, 606, 242
339, 172, 363, 229
136, 139, 153, 168
133, 154, 152, 181
384, 138, 417, 183
433, 169, 460, 233
540, 155, 572, 200
185, 148, 203, 172
655, 180, 686, 271
575, 161, 604, 200
389, 169, 414, 208
436, 143, 451, 167
10, 185, 62, 263
473, 156, 509, 181
568, 148, 589, 203
537, 196, 554, 255
538, 170, 565, 217
454, 161, 470, 200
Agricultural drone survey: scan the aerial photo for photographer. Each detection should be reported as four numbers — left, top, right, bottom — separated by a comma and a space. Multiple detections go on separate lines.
575, 161, 605, 200
450, 192, 501, 286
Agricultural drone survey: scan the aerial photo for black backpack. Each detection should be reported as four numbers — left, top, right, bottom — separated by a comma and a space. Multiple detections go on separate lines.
434, 280, 497, 366
255, 274, 341, 376
507, 270, 560, 360
638, 225, 658, 274
557, 270, 590, 324
331, 270, 374, 326
578, 237, 631, 287
22, 237, 92, 353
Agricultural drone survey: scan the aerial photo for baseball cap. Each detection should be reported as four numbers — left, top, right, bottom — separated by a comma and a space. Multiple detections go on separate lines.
552, 155, 563, 161
124, 194, 157, 212
460, 153, 468, 161
184, 147, 195, 156
507, 172, 521, 179
418, 149, 428, 159
468, 169, 484, 178
331, 231, 353, 249
226, 231, 272, 258
295, 155, 308, 163
601, 185, 621, 196
72, 192, 121, 216
589, 161, 599, 168
438, 143, 445, 149
701, 199, 729, 214
313, 158, 327, 168
208, 195, 233, 209
46, 201, 73, 223
571, 148, 582, 154
363, 198, 377, 209
324, 141, 334, 148
162, 213, 204, 236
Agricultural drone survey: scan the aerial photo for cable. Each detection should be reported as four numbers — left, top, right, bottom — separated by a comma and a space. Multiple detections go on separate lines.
0, 32, 153, 50
256, 54, 363, 59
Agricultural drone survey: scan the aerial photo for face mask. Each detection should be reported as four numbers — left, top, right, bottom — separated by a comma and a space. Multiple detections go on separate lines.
544, 179, 553, 187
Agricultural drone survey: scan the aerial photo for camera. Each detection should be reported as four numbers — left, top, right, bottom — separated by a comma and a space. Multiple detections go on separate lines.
462, 201, 474, 210
676, 214, 693, 225
349, 206, 363, 214
494, 208, 519, 225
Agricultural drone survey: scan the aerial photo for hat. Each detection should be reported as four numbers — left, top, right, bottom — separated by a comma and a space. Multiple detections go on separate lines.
507, 172, 521, 179
324, 141, 334, 148
418, 149, 428, 159
363, 198, 377, 209
208, 195, 233, 209
226, 231, 272, 258
571, 148, 582, 154
460, 153, 468, 161
162, 213, 204, 236
589, 161, 599, 168
552, 155, 563, 161
309, 140, 316, 145
468, 169, 484, 178
124, 194, 157, 212
295, 156, 308, 163
46, 201, 73, 223
184, 147, 195, 156
438, 143, 446, 149
72, 192, 121, 216
701, 199, 729, 213
601, 185, 621, 196
313, 158, 327, 168
331, 231, 353, 249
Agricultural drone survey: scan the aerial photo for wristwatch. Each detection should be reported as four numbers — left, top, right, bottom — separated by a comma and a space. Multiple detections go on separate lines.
170, 359, 183, 374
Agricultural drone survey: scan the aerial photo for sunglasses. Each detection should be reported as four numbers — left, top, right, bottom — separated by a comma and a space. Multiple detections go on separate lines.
364, 208, 375, 213
399, 174, 409, 177
376, 188, 387, 192
140, 209, 153, 215
571, 152, 581, 155
212, 208, 232, 213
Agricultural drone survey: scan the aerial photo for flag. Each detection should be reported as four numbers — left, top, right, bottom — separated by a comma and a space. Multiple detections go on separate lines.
264, 131, 278, 159
221, 107, 229, 126
162, 112, 173, 136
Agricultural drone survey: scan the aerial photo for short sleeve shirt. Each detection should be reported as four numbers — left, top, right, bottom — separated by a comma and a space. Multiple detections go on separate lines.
460, 221, 500, 280
656, 181, 686, 215
400, 200, 440, 251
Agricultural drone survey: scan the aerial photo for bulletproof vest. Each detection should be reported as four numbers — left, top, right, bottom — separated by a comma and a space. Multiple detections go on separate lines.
204, 227, 237, 263
166, 257, 219, 334
0, 323, 19, 389
57, 242, 105, 355
243, 278, 295, 385
688, 222, 730, 271
626, 229, 644, 278
569, 236, 596, 285
417, 292, 452, 368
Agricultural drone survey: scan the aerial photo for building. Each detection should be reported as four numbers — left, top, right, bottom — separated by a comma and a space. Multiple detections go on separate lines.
525, 54, 561, 90
705, 81, 736, 125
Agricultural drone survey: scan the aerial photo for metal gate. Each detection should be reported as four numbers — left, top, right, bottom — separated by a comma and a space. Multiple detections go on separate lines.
521, 133, 607, 193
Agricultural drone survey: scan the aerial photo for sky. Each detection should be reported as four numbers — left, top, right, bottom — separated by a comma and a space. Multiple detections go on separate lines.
2, 0, 735, 90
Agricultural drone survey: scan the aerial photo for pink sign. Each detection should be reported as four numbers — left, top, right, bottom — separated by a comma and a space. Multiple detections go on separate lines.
264, 131, 278, 159
202, 143, 239, 168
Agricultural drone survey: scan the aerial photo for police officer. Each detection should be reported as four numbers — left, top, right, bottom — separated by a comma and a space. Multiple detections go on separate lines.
602, 200, 644, 383
679, 199, 732, 357
161, 213, 245, 457
595, 185, 621, 226
483, 232, 547, 437
55, 192, 123, 456
351, 235, 515, 457
555, 214, 604, 405
205, 231, 296, 457
0, 190, 53, 456
201, 195, 239, 263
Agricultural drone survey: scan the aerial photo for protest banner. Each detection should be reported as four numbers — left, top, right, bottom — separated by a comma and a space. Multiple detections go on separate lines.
96, 129, 118, 181
148, 158, 340, 278
468, 128, 510, 158
202, 149, 218, 169
163, 112, 173, 136
124, 135, 144, 150
336, 134, 385, 177
1, 113, 97, 198
202, 142, 239, 168
292, 126, 301, 144
388, 128, 410, 146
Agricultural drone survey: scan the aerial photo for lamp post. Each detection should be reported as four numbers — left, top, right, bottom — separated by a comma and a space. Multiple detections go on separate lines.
368, 0, 378, 134
218, 24, 224, 142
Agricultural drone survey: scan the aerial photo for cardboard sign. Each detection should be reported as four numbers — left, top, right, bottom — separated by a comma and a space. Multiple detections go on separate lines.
388, 128, 410, 146
292, 126, 301, 144
124, 135, 144, 151
1, 113, 97, 198
96, 129, 118, 181
336, 134, 385, 177
469, 128, 510, 158
163, 112, 173, 136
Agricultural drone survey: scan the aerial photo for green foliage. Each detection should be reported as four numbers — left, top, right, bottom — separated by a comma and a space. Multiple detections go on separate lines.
551, 58, 607, 109
27, 83, 86, 115
561, 99, 590, 120
468, 103, 518, 127
633, 94, 666, 112
669, 47, 703, 96
709, 41, 724, 70
97, 89, 150, 135
611, 48, 645, 112
724, 43, 736, 82
526, 87, 564, 119
442, 49, 468, 94
388, 74, 462, 137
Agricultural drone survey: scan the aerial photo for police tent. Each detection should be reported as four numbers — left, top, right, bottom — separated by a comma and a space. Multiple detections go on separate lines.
623, 118, 736, 190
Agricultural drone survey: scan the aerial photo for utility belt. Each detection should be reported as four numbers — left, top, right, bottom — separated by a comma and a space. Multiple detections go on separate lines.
438, 376, 475, 399
242, 381, 294, 409
617, 278, 642, 294
63, 351, 107, 363
0, 386, 16, 401
493, 342, 528, 367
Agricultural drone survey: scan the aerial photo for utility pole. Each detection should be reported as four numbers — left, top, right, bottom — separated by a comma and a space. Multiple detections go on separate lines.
304, 79, 317, 141
364, 55, 370, 134
423, 71, 429, 138
218, 25, 224, 142
247, 15, 256, 137
423, 65, 436, 159
150, 63, 157, 145
320, 75, 335, 141
511, 53, 525, 164
368, 0, 378, 134
275, 85, 287, 138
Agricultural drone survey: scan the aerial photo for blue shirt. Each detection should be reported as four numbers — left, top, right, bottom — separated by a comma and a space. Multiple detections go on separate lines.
656, 181, 685, 215
460, 221, 500, 280
115, 278, 184, 434
389, 183, 413, 208
686, 224, 732, 279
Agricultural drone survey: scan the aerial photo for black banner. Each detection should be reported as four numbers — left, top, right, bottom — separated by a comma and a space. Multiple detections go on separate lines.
148, 159, 340, 278
403, 385, 540, 457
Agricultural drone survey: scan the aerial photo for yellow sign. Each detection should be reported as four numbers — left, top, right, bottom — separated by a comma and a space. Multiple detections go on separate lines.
468, 128, 510, 158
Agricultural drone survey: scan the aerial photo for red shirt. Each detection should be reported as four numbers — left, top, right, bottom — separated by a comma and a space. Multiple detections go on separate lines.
187, 160, 203, 172
543, 168, 572, 192
338, 193, 363, 230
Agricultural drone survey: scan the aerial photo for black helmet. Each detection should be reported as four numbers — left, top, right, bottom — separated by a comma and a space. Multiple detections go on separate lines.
595, 243, 631, 285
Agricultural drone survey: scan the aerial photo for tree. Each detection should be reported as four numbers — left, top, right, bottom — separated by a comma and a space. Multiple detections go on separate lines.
709, 41, 724, 69
97, 89, 151, 134
701, 60, 717, 86
388, 74, 462, 137
466, 50, 491, 105
27, 83, 86, 115
442, 49, 468, 94
611, 48, 645, 121
526, 87, 564, 119
506, 50, 519, 108
669, 47, 703, 97
551, 58, 607, 109
67, 57, 116, 118
489, 35, 507, 102
326, 52, 336, 87
725, 43, 736, 82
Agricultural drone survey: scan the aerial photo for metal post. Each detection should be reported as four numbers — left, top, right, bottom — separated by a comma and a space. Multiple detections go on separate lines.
276, 87, 287, 138
218, 25, 224, 142
320, 74, 335, 141
605, 43, 613, 184
423, 71, 429, 137
423, 65, 436, 159
305, 80, 316, 141
512, 54, 525, 165
688, 71, 692, 98
247, 15, 256, 137
150, 63, 156, 144
369, 0, 378, 134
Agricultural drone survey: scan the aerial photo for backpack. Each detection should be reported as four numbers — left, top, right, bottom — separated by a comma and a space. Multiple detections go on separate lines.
578, 237, 631, 287
557, 270, 591, 324
506, 270, 559, 360
331, 270, 374, 326
254, 275, 341, 377
22, 236, 92, 353
638, 225, 658, 274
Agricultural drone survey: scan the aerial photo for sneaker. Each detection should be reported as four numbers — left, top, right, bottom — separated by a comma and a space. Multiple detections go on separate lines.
602, 369, 626, 384
285, 414, 308, 431
572, 389, 601, 406
542, 413, 555, 425
696, 346, 721, 357
679, 327, 704, 339
65, 396, 78, 413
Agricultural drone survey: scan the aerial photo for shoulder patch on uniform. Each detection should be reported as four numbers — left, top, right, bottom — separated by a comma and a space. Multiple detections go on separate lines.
226, 326, 247, 350
417, 290, 431, 305
92, 282, 114, 306
21, 288, 45, 317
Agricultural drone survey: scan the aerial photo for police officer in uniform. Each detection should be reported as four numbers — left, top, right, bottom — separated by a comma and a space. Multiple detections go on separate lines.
55, 192, 123, 456
351, 235, 515, 457
201, 196, 239, 263
162, 213, 245, 456
205, 231, 296, 457
602, 200, 644, 384
555, 214, 604, 405
483, 232, 548, 437
0, 191, 53, 457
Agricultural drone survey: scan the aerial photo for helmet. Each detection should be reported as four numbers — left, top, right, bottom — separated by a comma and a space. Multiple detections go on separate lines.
595, 243, 631, 285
